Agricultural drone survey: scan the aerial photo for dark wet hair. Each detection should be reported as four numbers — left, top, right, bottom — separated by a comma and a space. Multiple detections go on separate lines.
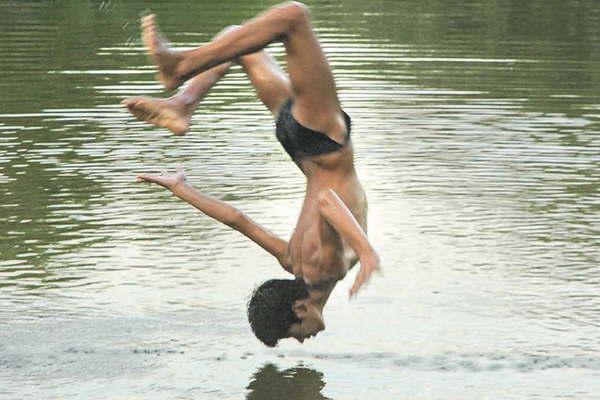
247, 279, 309, 347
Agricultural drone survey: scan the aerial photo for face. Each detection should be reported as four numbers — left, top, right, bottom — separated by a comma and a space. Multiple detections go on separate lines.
287, 299, 325, 343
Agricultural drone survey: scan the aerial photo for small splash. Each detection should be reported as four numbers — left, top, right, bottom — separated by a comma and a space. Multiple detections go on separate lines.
64, 347, 95, 354
132, 347, 184, 356
306, 351, 600, 372
98, 0, 117, 15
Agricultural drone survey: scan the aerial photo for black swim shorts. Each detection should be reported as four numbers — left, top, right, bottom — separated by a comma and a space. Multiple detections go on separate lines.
275, 99, 351, 161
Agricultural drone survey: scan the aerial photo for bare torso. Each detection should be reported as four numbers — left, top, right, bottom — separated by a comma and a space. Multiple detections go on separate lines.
132, 4, 380, 346
133, 2, 379, 300
285, 142, 367, 284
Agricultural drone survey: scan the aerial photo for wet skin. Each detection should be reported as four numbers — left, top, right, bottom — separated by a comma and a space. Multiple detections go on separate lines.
131, 2, 381, 343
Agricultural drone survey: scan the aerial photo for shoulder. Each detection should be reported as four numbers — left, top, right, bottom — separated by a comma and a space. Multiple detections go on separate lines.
278, 241, 294, 274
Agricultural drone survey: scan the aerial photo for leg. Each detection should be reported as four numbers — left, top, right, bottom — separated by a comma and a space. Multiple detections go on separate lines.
238, 50, 292, 116
125, 25, 292, 134
123, 25, 238, 135
143, 2, 346, 140
123, 50, 291, 134
122, 62, 231, 135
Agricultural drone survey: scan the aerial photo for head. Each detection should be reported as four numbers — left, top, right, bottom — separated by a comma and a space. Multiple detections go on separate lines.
247, 279, 325, 347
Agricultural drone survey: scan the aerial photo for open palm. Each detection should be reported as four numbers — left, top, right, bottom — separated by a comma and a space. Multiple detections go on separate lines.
137, 166, 186, 190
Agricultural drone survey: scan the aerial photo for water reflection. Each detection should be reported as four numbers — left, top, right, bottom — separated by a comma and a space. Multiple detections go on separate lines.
246, 364, 330, 400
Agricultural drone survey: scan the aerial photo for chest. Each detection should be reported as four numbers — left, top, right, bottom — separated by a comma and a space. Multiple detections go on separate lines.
288, 201, 360, 282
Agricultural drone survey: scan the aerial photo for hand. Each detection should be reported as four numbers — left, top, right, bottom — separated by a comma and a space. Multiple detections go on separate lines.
137, 166, 186, 190
349, 249, 381, 298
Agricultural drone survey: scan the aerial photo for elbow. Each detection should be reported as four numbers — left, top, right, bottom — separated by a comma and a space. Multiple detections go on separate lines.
226, 209, 245, 230
317, 188, 336, 212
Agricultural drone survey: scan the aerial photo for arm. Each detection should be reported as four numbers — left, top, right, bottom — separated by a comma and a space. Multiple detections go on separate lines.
317, 188, 381, 297
138, 168, 291, 271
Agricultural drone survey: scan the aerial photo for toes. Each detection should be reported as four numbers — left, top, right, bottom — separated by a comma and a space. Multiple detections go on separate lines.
121, 97, 135, 106
141, 14, 155, 29
141, 15, 157, 52
122, 97, 141, 109
121, 95, 188, 134
129, 101, 148, 115
129, 105, 154, 122
141, 14, 164, 50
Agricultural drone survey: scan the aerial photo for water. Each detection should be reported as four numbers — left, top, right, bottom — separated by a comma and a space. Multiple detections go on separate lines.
1, 0, 599, 398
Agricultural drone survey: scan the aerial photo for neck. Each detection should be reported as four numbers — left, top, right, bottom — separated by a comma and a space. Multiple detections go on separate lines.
306, 281, 336, 311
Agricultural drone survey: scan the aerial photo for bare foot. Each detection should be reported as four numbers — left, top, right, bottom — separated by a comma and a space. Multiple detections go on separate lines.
141, 14, 184, 91
121, 96, 193, 135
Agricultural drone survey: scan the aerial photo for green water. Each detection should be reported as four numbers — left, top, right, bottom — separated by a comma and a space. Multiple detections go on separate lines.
1, 1, 599, 399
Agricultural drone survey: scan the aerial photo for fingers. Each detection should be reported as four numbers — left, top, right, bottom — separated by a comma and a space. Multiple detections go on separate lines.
349, 262, 380, 298
136, 168, 184, 189
136, 174, 161, 184
349, 268, 368, 298
349, 280, 361, 298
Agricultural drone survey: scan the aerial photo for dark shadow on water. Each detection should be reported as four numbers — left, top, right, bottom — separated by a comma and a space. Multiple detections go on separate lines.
246, 364, 331, 400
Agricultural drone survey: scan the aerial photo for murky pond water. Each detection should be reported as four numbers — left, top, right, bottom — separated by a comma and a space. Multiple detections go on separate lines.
1, 0, 599, 398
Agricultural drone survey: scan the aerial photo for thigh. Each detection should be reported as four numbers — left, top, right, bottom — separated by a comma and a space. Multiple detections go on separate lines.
239, 50, 292, 116
283, 10, 347, 142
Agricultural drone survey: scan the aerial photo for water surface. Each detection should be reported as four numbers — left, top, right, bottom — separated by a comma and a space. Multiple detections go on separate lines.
1, 0, 599, 399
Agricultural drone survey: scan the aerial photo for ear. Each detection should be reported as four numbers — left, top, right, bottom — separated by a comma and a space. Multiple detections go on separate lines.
292, 299, 308, 318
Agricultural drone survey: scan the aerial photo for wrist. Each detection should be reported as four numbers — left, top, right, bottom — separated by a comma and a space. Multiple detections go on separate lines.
358, 243, 376, 260
169, 180, 188, 194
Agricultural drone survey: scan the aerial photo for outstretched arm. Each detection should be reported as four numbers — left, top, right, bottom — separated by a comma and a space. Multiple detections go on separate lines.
317, 188, 381, 297
138, 168, 291, 271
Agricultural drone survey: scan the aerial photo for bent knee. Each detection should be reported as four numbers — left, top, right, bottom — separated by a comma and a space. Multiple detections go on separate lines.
286, 1, 310, 15
279, 1, 311, 25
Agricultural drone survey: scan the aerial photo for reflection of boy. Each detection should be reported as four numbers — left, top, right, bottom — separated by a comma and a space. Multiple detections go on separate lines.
246, 364, 330, 400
